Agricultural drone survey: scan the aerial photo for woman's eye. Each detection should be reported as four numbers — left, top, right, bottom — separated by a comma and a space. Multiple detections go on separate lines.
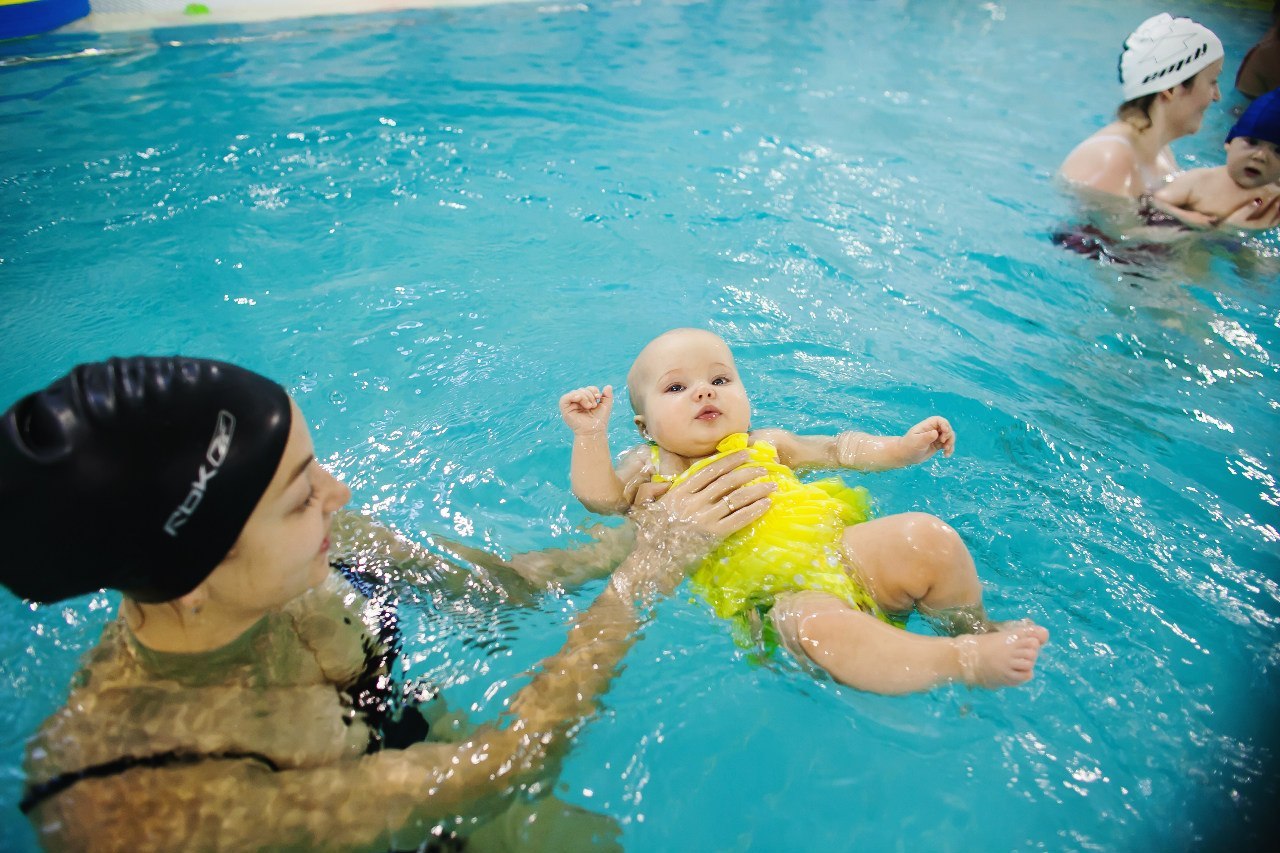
301, 487, 318, 510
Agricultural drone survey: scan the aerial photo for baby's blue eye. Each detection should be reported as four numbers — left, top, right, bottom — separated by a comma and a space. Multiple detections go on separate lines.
712, 376, 731, 385
665, 383, 685, 393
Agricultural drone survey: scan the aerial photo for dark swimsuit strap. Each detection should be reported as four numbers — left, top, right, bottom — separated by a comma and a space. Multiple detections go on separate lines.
21, 564, 433, 817
19, 749, 280, 814
20, 750, 464, 853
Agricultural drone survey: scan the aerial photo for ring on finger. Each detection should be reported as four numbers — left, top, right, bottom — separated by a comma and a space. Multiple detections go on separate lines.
723, 495, 737, 513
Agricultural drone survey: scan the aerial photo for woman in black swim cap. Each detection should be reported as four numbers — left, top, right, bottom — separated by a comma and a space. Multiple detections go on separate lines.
0, 357, 297, 605
1, 356, 775, 852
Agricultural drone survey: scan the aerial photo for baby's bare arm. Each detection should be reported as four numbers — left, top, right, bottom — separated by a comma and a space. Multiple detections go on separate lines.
1152, 169, 1201, 208
1151, 169, 1228, 227
759, 419, 954, 472
561, 385, 630, 514
570, 433, 628, 514
1150, 167, 1278, 229
753, 428, 839, 469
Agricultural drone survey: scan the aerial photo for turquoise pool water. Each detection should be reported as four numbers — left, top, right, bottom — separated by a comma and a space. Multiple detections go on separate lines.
2, 1, 1277, 849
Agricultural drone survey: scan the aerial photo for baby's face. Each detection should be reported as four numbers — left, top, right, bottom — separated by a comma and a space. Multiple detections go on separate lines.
630, 329, 751, 459
1225, 136, 1280, 189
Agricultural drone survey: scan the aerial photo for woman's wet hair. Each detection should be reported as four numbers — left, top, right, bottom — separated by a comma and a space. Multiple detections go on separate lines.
0, 357, 291, 604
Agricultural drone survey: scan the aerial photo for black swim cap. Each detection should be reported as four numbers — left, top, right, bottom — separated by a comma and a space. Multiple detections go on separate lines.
0, 358, 292, 604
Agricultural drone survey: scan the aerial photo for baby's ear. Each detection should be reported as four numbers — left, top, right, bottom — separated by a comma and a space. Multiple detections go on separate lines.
633, 415, 649, 439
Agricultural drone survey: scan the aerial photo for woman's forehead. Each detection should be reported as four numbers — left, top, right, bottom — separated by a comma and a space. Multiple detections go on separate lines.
268, 402, 314, 494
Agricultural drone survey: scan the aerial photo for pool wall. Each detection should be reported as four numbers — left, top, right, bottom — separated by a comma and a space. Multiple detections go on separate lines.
58, 0, 537, 33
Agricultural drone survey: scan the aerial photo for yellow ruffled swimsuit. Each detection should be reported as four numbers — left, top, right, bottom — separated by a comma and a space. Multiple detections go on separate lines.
652, 433, 897, 626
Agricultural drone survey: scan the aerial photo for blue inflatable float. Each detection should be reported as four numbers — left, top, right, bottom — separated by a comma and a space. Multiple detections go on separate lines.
0, 0, 90, 40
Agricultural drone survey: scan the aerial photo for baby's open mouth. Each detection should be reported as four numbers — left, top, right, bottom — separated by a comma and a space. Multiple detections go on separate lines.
695, 405, 721, 420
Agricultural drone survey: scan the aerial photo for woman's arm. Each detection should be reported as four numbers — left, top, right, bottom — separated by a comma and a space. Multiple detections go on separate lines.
1220, 193, 1280, 231
332, 506, 640, 600
33, 454, 775, 853
329, 509, 544, 605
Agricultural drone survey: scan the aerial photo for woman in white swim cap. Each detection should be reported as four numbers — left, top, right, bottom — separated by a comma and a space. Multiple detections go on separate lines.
1060, 13, 1225, 198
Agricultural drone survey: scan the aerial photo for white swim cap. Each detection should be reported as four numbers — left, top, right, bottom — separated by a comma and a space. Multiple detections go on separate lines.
1118, 13, 1223, 101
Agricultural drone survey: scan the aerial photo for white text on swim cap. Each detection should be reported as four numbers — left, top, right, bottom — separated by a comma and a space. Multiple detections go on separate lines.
163, 410, 236, 538
1141, 43, 1210, 88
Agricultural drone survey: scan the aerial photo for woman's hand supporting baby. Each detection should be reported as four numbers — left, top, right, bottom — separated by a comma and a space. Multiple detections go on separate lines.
1221, 194, 1280, 231
611, 450, 774, 603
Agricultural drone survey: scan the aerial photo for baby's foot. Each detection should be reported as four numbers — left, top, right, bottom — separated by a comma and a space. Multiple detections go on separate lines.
954, 622, 1050, 688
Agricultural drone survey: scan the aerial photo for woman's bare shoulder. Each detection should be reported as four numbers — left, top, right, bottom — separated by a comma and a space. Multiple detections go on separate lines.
1060, 128, 1143, 196
1061, 127, 1135, 171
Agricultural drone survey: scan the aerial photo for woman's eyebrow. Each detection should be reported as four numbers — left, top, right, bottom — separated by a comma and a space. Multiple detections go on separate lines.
284, 454, 315, 489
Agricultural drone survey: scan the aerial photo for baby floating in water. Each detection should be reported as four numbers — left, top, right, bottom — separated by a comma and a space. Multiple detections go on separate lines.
559, 328, 1048, 695
1152, 88, 1280, 231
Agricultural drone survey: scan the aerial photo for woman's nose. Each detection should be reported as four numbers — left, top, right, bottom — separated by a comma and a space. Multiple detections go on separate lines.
321, 468, 352, 511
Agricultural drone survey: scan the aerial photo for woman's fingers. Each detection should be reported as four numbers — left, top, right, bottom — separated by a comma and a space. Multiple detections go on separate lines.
1256, 196, 1280, 228
1245, 195, 1278, 221
627, 452, 775, 580
712, 479, 774, 534
632, 481, 671, 505
700, 463, 768, 506
671, 451, 751, 496
653, 451, 774, 537
671, 453, 766, 505
716, 477, 775, 513
716, 493, 772, 535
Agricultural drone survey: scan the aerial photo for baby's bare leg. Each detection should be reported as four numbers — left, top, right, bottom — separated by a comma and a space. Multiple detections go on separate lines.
841, 512, 1006, 634
769, 591, 1046, 693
